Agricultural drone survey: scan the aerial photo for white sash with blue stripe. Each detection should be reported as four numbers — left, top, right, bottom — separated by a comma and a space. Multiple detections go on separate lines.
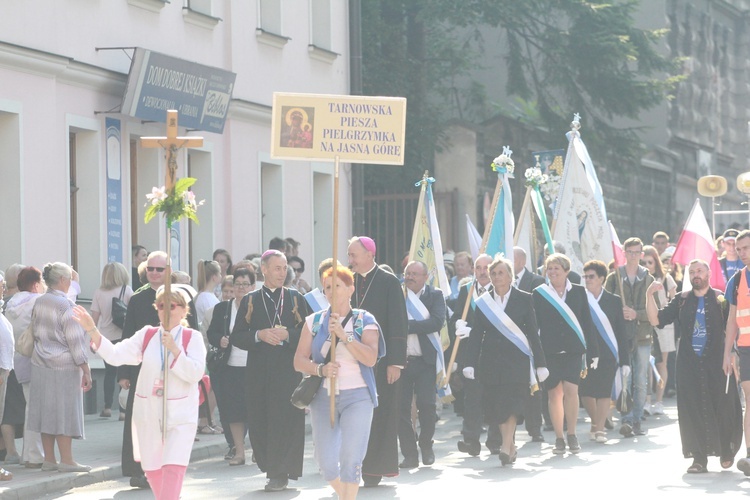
536, 283, 586, 349
586, 290, 618, 360
304, 288, 329, 313
474, 292, 538, 391
405, 289, 450, 398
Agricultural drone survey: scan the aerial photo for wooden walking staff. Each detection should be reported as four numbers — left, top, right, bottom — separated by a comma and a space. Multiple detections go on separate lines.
442, 174, 505, 387
141, 110, 204, 441
329, 155, 341, 428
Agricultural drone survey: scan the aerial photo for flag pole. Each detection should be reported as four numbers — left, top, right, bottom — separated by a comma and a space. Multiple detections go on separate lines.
329, 155, 340, 428
443, 174, 503, 387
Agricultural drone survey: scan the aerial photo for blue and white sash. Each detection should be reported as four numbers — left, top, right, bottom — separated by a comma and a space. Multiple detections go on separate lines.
586, 290, 618, 360
475, 292, 538, 392
305, 288, 329, 313
536, 283, 586, 349
405, 289, 450, 398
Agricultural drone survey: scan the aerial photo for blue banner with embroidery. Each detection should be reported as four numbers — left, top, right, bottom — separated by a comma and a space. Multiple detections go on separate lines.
536, 283, 586, 349
474, 292, 538, 392
586, 290, 618, 360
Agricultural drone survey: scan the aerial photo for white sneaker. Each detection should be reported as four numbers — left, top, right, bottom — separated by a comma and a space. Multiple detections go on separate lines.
652, 402, 664, 415
595, 431, 608, 443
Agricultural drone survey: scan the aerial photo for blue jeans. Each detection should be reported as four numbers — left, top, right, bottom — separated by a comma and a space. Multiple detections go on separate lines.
310, 387, 374, 483
623, 344, 651, 424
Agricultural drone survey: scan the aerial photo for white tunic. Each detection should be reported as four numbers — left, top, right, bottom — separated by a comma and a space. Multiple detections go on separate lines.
94, 324, 206, 471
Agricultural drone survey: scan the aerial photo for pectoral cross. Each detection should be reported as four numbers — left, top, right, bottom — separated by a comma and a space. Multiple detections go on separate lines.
141, 110, 204, 191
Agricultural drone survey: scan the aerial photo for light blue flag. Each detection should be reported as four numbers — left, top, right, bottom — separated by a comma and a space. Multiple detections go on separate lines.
485, 147, 515, 268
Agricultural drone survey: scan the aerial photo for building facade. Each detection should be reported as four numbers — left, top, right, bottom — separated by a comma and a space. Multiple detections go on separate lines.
0, 0, 352, 298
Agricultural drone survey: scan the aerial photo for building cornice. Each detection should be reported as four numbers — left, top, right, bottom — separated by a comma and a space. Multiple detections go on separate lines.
0, 41, 126, 96
228, 99, 272, 124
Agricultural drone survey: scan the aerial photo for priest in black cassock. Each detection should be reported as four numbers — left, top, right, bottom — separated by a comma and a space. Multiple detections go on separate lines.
118, 251, 199, 489
231, 250, 310, 492
646, 260, 742, 474
348, 236, 408, 487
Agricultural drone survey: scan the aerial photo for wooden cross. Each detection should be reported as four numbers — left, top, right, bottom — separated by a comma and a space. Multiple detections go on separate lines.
141, 110, 204, 191
140, 109, 203, 442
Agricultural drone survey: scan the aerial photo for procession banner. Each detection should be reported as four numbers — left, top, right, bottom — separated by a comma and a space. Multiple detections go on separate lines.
531, 149, 564, 210
270, 93, 407, 165
465, 214, 483, 261
409, 176, 451, 351
514, 187, 538, 270
552, 127, 612, 274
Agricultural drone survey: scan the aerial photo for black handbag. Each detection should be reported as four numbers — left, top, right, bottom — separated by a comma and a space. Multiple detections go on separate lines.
290, 374, 325, 410
290, 310, 348, 410
206, 302, 232, 373
111, 285, 128, 329
616, 386, 633, 414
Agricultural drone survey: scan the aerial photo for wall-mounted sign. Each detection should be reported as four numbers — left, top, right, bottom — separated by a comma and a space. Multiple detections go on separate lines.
271, 92, 406, 165
105, 117, 123, 263
122, 48, 236, 134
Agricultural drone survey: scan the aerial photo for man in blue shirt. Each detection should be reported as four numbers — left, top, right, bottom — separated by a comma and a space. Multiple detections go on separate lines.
719, 228, 743, 285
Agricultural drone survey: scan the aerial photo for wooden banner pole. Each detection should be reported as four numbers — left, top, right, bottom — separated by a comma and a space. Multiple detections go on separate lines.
330, 156, 340, 428
443, 175, 503, 387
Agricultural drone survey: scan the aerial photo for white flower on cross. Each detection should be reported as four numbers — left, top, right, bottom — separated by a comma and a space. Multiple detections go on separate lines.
145, 186, 167, 206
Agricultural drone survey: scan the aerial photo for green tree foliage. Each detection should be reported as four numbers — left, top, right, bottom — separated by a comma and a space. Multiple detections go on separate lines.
361, 0, 680, 192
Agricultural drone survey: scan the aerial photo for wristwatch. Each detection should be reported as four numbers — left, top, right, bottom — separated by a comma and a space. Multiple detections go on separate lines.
346, 334, 355, 343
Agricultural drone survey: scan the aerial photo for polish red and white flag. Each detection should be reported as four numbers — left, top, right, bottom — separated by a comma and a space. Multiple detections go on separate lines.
608, 221, 626, 268
672, 198, 725, 290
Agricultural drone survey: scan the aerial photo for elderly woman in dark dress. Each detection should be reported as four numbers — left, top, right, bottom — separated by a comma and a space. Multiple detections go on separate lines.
463, 256, 547, 466
532, 254, 599, 455
580, 260, 630, 443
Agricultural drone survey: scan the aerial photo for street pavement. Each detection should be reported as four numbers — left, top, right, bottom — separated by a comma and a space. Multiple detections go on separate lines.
8, 398, 750, 499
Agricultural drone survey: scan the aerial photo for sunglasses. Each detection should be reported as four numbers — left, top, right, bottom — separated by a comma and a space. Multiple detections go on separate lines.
156, 302, 180, 311
147, 266, 166, 272
292, 267, 303, 273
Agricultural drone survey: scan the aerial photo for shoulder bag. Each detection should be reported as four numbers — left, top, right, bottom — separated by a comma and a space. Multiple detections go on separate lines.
206, 302, 231, 373
111, 285, 128, 329
290, 310, 353, 409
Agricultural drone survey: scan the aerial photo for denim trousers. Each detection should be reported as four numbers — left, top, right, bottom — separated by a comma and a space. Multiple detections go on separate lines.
623, 343, 651, 424
310, 386, 374, 483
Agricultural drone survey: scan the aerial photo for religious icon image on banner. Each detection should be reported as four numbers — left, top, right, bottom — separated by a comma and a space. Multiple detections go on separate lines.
532, 149, 565, 207
280, 106, 315, 149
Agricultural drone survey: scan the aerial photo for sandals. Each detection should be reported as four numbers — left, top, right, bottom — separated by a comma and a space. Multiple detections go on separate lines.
687, 462, 708, 474
721, 457, 734, 469
0, 468, 12, 481
197, 425, 222, 435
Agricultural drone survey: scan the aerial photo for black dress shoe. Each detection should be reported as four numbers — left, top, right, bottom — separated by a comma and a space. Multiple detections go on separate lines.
421, 448, 435, 466
604, 417, 614, 430
457, 440, 481, 456
264, 477, 288, 492
487, 446, 501, 455
499, 451, 512, 466
399, 456, 419, 469
130, 475, 151, 489
531, 434, 545, 443
363, 475, 382, 487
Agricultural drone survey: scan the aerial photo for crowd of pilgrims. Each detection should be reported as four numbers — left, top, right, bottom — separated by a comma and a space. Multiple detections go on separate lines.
0, 229, 749, 498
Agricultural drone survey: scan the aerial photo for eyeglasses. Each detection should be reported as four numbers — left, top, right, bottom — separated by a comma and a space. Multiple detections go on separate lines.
583, 274, 599, 280
234, 282, 252, 288
147, 266, 166, 272
156, 302, 180, 311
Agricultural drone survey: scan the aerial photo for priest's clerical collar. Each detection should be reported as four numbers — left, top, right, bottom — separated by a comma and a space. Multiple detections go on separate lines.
263, 284, 281, 294
358, 262, 378, 278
